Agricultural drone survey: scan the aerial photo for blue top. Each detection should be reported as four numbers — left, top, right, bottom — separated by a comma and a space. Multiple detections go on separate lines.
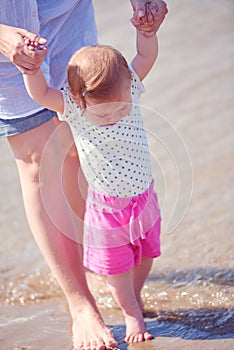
0, 0, 97, 119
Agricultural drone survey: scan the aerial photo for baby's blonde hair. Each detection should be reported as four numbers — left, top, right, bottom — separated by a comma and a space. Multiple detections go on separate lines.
67, 45, 131, 109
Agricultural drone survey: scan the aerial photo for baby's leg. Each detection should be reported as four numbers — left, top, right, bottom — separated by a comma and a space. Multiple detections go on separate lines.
133, 257, 153, 310
107, 269, 153, 343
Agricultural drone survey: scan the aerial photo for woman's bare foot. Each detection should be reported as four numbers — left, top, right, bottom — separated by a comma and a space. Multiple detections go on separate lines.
71, 305, 118, 350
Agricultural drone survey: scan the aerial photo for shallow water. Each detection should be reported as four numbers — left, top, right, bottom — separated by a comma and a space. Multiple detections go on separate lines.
1, 0, 234, 349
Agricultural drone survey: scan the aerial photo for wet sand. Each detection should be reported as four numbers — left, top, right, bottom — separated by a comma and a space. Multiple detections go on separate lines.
0, 0, 233, 349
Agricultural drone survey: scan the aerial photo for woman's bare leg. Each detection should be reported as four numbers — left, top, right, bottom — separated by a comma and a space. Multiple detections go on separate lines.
8, 117, 117, 350
107, 269, 153, 343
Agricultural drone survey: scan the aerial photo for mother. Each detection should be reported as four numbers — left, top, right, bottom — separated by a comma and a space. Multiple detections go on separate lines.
0, 1, 167, 349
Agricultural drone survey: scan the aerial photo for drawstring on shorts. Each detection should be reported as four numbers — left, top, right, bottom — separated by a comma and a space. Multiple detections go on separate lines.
129, 198, 145, 245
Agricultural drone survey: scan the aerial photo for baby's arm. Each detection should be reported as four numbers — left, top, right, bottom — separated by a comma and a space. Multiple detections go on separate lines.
22, 40, 64, 114
23, 68, 64, 114
131, 28, 158, 81
22, 39, 64, 113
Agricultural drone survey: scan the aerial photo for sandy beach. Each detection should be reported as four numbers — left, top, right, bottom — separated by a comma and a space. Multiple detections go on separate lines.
0, 0, 233, 349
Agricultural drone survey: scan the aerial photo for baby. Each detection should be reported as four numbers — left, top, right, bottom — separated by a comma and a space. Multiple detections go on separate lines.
21, 2, 166, 345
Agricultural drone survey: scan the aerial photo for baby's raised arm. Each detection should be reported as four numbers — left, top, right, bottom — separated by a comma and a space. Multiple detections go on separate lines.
131, 23, 159, 81
130, 1, 167, 81
22, 40, 64, 114
23, 69, 64, 114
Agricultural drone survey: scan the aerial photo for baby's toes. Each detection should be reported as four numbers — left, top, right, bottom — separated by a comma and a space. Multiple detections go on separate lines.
144, 331, 154, 340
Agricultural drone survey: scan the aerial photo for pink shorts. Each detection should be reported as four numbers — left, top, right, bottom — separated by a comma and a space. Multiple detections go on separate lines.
83, 181, 161, 275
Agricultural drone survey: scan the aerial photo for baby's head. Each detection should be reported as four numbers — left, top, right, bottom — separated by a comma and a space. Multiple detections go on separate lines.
67, 45, 132, 125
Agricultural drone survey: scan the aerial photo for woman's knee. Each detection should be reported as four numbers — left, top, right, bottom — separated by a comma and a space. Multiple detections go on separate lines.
7, 119, 61, 182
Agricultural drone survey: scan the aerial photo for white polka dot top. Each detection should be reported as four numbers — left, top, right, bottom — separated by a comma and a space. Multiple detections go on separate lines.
58, 66, 153, 197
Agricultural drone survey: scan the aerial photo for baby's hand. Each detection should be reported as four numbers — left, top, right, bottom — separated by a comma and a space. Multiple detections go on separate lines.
24, 35, 47, 51
21, 35, 48, 74
131, 0, 168, 37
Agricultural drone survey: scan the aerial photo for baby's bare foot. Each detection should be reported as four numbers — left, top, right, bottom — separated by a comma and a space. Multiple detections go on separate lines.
72, 307, 118, 350
124, 314, 154, 343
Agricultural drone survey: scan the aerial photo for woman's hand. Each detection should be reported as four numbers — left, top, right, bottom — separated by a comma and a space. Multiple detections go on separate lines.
0, 24, 47, 74
130, 0, 168, 37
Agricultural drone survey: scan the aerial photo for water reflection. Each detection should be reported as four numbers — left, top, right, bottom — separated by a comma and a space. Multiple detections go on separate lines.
148, 268, 234, 287
1, 268, 233, 307
1, 267, 233, 345
111, 308, 234, 350
143, 308, 234, 338
111, 307, 234, 350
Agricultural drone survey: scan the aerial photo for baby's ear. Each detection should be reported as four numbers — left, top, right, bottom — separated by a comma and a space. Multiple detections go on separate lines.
69, 92, 81, 106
